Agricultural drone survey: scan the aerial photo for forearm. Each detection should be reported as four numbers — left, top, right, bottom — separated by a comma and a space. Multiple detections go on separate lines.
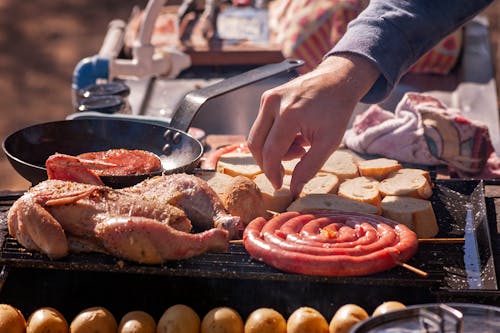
328, 0, 494, 103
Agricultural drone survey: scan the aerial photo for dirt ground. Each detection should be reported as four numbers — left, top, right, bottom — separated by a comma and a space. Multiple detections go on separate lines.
1, 0, 500, 192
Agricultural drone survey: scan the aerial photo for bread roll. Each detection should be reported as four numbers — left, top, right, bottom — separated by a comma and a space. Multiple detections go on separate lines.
358, 158, 402, 180
320, 150, 359, 182
287, 194, 380, 215
282, 158, 301, 174
222, 176, 268, 224
378, 168, 433, 199
381, 195, 438, 238
216, 152, 262, 178
338, 176, 381, 213
254, 173, 294, 213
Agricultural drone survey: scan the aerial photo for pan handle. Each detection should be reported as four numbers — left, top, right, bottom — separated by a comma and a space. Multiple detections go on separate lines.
168, 58, 304, 132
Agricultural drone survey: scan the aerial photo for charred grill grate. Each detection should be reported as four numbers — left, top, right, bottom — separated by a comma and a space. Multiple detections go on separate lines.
0, 181, 498, 291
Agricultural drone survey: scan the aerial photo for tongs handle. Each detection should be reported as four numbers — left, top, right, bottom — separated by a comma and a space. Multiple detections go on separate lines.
169, 59, 304, 132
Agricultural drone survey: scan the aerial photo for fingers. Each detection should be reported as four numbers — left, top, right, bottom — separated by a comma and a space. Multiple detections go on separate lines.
247, 91, 279, 168
261, 111, 301, 189
289, 139, 336, 197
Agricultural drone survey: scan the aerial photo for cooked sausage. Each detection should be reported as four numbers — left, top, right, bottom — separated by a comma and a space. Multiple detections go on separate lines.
243, 210, 418, 276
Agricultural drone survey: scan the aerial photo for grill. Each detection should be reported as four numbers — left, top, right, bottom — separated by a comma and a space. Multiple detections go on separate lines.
0, 180, 499, 320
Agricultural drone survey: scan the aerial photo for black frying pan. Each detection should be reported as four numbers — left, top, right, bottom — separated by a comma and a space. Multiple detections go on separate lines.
3, 59, 304, 188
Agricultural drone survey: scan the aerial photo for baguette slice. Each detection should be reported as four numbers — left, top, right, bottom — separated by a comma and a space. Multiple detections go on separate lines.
282, 172, 340, 197
338, 176, 381, 213
287, 194, 380, 215
253, 173, 294, 213
320, 150, 359, 182
358, 158, 402, 180
282, 158, 301, 174
378, 168, 433, 199
381, 195, 438, 238
196, 170, 234, 197
216, 152, 262, 178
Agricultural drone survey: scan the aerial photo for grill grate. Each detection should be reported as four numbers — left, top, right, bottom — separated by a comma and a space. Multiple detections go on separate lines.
0, 181, 497, 291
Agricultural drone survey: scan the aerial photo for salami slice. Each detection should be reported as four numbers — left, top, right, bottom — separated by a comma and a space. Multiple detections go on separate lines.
77, 149, 162, 176
243, 210, 418, 276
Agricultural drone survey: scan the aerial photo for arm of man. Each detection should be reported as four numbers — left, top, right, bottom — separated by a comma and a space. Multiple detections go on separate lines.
248, 0, 494, 196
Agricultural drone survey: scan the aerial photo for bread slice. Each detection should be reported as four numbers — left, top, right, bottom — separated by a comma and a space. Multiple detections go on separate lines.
282, 172, 339, 197
253, 173, 294, 213
216, 152, 262, 178
299, 172, 340, 197
320, 150, 359, 182
196, 170, 234, 197
381, 195, 438, 238
287, 194, 380, 215
282, 158, 301, 174
378, 168, 433, 199
358, 158, 402, 180
338, 176, 381, 213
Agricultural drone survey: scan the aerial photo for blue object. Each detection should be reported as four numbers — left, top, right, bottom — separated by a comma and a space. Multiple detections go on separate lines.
72, 56, 110, 93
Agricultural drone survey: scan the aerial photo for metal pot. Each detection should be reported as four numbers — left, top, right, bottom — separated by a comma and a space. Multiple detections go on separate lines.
350, 303, 500, 333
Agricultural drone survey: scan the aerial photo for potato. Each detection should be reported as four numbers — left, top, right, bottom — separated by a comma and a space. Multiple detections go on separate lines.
27, 307, 68, 333
329, 304, 369, 333
118, 311, 155, 333
70, 306, 117, 333
372, 301, 406, 317
287, 307, 329, 333
157, 304, 200, 333
244, 308, 286, 333
0, 304, 26, 333
201, 307, 244, 333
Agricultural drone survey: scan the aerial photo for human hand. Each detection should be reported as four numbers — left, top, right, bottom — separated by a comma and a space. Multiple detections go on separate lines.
247, 54, 380, 196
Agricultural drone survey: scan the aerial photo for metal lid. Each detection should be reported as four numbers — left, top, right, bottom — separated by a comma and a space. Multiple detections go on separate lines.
78, 81, 130, 99
350, 303, 500, 333
77, 95, 125, 114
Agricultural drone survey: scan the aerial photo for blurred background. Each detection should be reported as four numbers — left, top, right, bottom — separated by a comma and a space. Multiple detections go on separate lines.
1, 0, 499, 191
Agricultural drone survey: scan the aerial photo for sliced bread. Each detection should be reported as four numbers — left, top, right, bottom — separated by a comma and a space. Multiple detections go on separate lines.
196, 170, 234, 197
338, 176, 381, 213
253, 173, 294, 213
287, 193, 380, 215
299, 172, 340, 197
381, 195, 438, 238
358, 158, 402, 180
378, 168, 433, 199
320, 150, 359, 182
216, 151, 262, 178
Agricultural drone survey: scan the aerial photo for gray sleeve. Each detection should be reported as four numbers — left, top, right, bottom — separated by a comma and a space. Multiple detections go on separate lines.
327, 0, 494, 103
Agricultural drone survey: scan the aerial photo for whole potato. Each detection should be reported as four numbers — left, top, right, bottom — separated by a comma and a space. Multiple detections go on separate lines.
372, 301, 406, 317
244, 308, 286, 333
118, 311, 156, 333
329, 304, 369, 333
287, 307, 329, 333
70, 306, 117, 333
157, 304, 200, 333
0, 304, 26, 333
27, 307, 68, 333
201, 307, 244, 333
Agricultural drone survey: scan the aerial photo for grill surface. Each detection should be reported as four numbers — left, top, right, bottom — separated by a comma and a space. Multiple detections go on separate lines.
0, 180, 497, 290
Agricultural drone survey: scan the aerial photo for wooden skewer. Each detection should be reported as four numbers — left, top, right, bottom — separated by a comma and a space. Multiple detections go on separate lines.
229, 239, 244, 244
266, 210, 279, 216
418, 238, 464, 243
397, 261, 429, 278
